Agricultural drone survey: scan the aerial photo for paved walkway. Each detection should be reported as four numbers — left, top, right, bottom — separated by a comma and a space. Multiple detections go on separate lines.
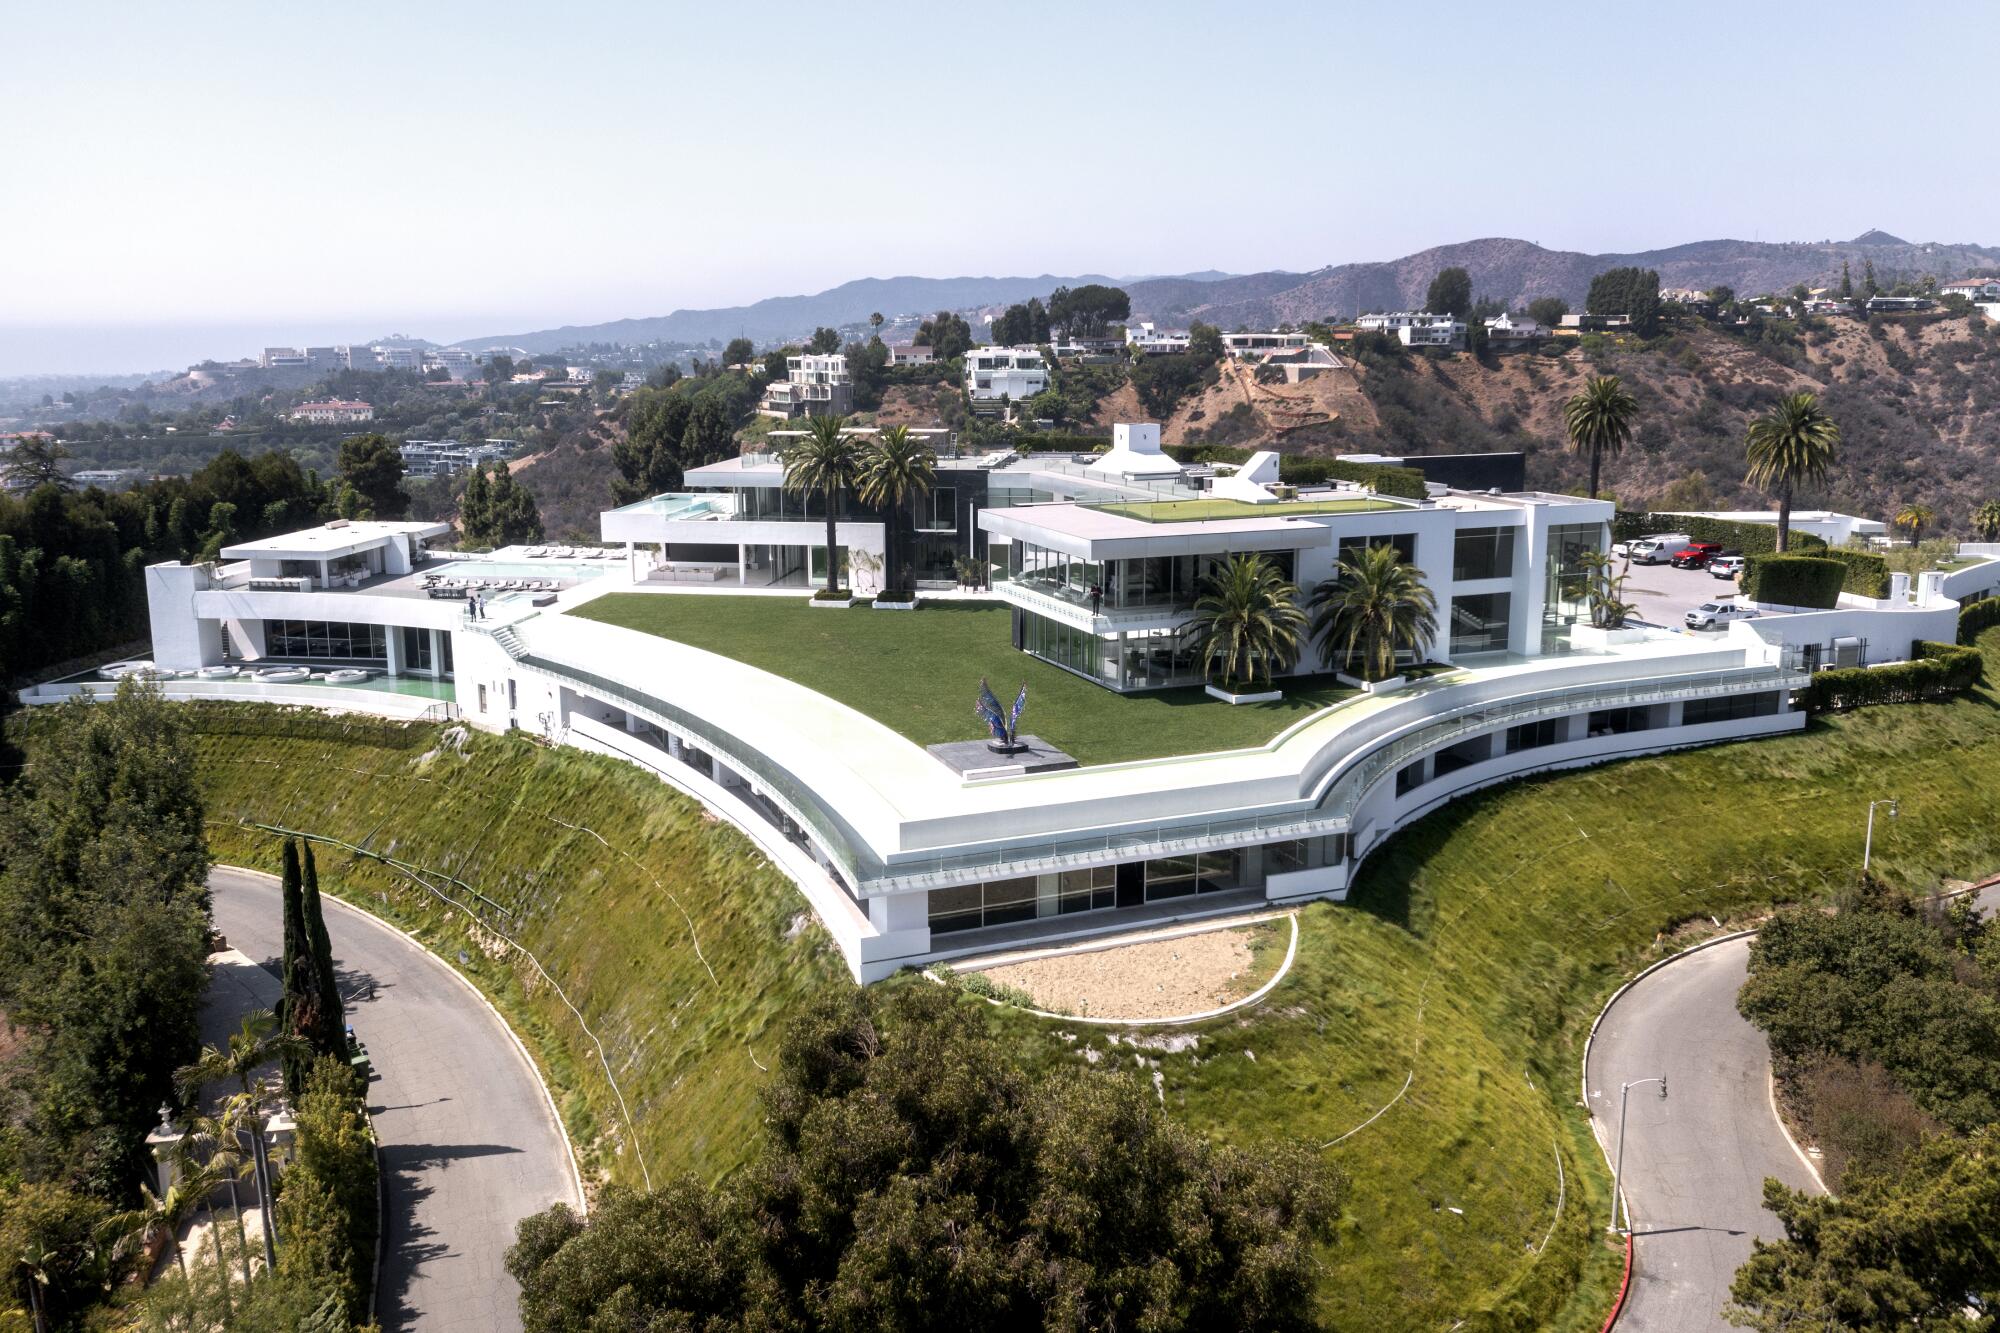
210, 866, 579, 1333
1587, 885, 1999, 1330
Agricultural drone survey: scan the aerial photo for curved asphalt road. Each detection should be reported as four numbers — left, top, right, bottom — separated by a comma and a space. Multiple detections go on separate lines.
1587, 885, 2000, 1331
210, 867, 579, 1333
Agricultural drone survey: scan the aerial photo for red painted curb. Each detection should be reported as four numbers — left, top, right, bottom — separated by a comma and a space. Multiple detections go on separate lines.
1600, 1235, 1633, 1332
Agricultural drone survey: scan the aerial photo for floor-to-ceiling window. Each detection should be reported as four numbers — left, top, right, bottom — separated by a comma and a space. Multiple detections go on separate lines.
1452, 526, 1517, 581
262, 619, 388, 663
1449, 592, 1512, 656
1542, 522, 1603, 651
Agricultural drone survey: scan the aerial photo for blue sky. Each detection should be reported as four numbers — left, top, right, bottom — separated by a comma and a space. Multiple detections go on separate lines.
2, 1, 1996, 372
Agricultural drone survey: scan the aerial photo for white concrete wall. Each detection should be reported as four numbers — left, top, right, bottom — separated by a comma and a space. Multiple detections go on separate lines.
146, 562, 224, 670
1732, 601, 1959, 664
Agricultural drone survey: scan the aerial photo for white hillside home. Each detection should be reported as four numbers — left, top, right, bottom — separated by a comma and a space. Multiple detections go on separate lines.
964, 346, 1048, 402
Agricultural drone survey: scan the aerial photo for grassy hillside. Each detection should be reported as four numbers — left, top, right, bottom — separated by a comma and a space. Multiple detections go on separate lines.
84, 632, 2000, 1327
182, 705, 849, 1187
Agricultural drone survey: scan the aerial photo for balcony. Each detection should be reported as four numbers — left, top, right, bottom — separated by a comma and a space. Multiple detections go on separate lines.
995, 578, 1191, 635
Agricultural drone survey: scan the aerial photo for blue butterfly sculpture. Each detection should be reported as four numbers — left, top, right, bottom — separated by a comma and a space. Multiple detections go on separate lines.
976, 678, 1029, 749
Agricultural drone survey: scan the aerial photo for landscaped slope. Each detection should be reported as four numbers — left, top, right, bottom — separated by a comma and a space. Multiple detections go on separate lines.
132, 634, 2000, 1328
568, 595, 1355, 765
183, 704, 849, 1188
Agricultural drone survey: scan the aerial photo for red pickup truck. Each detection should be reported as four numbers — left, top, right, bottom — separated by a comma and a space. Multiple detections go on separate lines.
1669, 542, 1725, 569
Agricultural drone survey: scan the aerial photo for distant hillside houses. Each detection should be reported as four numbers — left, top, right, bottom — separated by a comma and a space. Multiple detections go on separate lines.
287, 398, 375, 424
1220, 330, 1315, 357
1482, 312, 1542, 344
884, 343, 933, 367
759, 353, 853, 419
1126, 322, 1191, 354
1943, 277, 2000, 300
1352, 313, 1466, 349
399, 439, 513, 477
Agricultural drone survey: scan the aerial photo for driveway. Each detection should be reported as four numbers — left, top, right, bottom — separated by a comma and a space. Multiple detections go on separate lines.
1587, 885, 2000, 1330
1620, 559, 1744, 631
210, 866, 580, 1333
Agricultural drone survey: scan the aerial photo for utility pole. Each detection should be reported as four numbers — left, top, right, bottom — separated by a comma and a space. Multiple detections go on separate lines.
1863, 798, 1899, 873
1609, 1075, 1668, 1233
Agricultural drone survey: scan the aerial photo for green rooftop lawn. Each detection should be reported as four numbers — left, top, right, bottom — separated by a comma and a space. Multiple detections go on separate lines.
568, 594, 1355, 766
1091, 496, 1400, 522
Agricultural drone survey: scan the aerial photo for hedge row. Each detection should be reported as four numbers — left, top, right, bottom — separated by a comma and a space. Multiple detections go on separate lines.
1814, 545, 1892, 598
1959, 595, 2000, 645
1011, 432, 1112, 454
1744, 555, 1845, 609
1797, 641, 1983, 713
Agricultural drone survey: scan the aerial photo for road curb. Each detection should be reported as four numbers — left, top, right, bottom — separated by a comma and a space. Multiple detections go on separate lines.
214, 863, 590, 1217
1600, 1235, 1632, 1332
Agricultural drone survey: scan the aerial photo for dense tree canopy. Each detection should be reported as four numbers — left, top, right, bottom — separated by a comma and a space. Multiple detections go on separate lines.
0, 681, 211, 1196
334, 433, 407, 519
1047, 284, 1131, 339
722, 337, 755, 367
991, 298, 1052, 347
508, 984, 1342, 1331
1584, 266, 1662, 334
915, 310, 974, 361
1425, 266, 1472, 317
460, 461, 545, 548
1727, 1127, 2000, 1331
806, 327, 841, 355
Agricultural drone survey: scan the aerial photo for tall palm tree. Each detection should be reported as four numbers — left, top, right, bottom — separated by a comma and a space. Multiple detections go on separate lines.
780, 414, 862, 596
1180, 554, 1307, 689
1974, 500, 2000, 543
1308, 543, 1439, 682
855, 424, 937, 597
1744, 392, 1841, 552
103, 1163, 220, 1304
1564, 374, 1638, 501
1894, 501, 1935, 547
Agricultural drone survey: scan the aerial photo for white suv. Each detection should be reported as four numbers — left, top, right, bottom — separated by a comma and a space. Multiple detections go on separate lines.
1685, 601, 1759, 631
1709, 555, 1746, 580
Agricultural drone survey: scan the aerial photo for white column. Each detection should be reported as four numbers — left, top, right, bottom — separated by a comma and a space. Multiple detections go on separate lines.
739, 543, 747, 586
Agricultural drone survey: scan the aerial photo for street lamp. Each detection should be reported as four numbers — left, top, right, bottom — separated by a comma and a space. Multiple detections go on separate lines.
1609, 1075, 1668, 1234
1863, 798, 1899, 873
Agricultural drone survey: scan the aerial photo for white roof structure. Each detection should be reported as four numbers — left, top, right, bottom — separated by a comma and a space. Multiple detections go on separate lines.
1086, 423, 1183, 480
219, 520, 450, 561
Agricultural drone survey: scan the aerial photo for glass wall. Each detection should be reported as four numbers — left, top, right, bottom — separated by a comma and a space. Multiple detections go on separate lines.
1448, 592, 1511, 656
1338, 532, 1416, 568
1542, 522, 1604, 651
1007, 543, 1271, 614
401, 625, 433, 673
1019, 610, 1120, 684
929, 865, 1117, 934
1452, 526, 1517, 581
1142, 852, 1237, 899
263, 619, 388, 663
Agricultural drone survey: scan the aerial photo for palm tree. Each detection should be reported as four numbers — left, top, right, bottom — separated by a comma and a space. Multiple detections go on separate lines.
1564, 374, 1638, 501
176, 1012, 306, 1274
780, 414, 862, 596
1180, 554, 1307, 689
1895, 501, 1935, 547
855, 424, 937, 598
104, 1163, 220, 1313
1308, 543, 1439, 682
1974, 500, 2000, 543
1744, 392, 1841, 552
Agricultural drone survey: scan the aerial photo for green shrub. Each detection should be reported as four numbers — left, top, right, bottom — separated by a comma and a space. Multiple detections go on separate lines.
275, 1057, 378, 1325
1816, 545, 1892, 598
1958, 595, 2000, 645
1744, 555, 1845, 609
1797, 642, 1982, 712
1010, 431, 1111, 454
1613, 511, 1824, 554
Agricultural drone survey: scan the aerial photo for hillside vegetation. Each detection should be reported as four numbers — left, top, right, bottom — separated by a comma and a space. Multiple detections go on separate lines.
122, 628, 2000, 1328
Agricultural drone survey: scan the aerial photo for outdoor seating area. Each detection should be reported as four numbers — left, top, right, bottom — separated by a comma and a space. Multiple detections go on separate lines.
422, 572, 565, 599
521, 545, 619, 559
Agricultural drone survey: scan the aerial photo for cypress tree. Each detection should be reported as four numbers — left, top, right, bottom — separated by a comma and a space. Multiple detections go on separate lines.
301, 843, 346, 1058
279, 837, 314, 1096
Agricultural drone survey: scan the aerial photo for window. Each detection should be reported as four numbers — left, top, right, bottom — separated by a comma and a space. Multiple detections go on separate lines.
1588, 706, 1654, 736
1506, 717, 1563, 752
928, 869, 1118, 934
1682, 692, 1780, 726
261, 619, 387, 663
1450, 592, 1512, 656
477, 683, 487, 713
1144, 852, 1234, 901
1266, 839, 1309, 874
401, 625, 433, 673
1059, 866, 1116, 914
1396, 760, 1428, 795
1452, 526, 1517, 581
1338, 532, 1416, 569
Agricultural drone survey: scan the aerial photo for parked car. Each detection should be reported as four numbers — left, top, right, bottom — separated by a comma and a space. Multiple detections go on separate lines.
1709, 555, 1747, 580
1616, 534, 1693, 565
1685, 600, 1759, 631
1670, 542, 1726, 569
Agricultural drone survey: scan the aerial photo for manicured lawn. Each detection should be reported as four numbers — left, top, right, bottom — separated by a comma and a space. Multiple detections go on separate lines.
52, 631, 2000, 1328
569, 594, 1357, 765
1092, 495, 1399, 522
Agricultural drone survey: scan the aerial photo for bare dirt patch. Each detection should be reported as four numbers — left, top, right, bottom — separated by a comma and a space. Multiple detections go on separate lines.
974, 918, 1287, 1020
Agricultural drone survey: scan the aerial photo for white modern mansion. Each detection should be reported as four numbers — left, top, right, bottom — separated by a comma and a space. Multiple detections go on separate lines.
41, 424, 1992, 983
964, 346, 1049, 402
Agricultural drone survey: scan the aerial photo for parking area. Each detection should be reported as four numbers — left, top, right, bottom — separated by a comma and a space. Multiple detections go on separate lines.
1620, 559, 1748, 630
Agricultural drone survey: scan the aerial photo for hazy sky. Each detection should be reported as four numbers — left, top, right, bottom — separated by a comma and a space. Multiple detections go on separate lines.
4, 1, 1997, 373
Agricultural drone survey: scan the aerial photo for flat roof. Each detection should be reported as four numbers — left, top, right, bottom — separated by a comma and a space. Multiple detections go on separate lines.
1089, 496, 1399, 523
220, 520, 450, 561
